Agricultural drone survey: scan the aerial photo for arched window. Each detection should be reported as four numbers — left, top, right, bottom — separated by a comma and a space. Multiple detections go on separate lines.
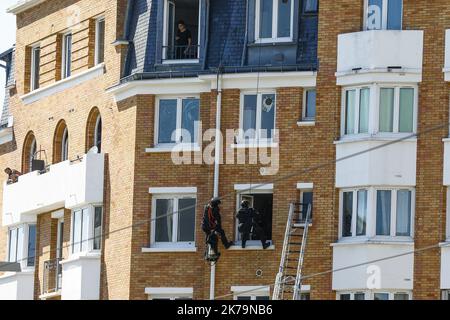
86, 108, 102, 153
53, 120, 69, 163
22, 132, 37, 173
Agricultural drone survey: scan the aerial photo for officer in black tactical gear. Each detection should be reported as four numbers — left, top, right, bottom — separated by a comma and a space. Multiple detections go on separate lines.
236, 200, 270, 249
202, 197, 233, 256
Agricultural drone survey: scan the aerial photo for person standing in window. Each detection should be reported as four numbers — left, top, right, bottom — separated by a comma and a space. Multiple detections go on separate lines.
237, 200, 270, 249
176, 20, 192, 59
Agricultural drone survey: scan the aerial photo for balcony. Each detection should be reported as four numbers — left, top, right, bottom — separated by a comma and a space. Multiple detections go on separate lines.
336, 30, 424, 86
40, 258, 62, 299
335, 138, 417, 188
2, 152, 104, 227
0, 271, 34, 300
444, 30, 450, 81
441, 243, 450, 290
60, 252, 101, 300
332, 242, 414, 291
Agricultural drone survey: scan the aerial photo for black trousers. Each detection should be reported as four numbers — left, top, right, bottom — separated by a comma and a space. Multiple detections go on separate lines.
206, 227, 231, 253
241, 224, 267, 248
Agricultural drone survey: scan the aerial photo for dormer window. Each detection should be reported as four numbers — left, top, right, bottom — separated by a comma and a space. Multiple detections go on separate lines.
255, 0, 294, 43
365, 0, 403, 30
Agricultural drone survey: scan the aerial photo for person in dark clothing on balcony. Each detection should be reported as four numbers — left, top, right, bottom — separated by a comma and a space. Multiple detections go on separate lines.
176, 20, 192, 59
4, 167, 21, 184
202, 197, 233, 257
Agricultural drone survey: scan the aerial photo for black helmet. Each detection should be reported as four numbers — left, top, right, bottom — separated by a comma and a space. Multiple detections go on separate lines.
210, 197, 221, 207
241, 200, 250, 208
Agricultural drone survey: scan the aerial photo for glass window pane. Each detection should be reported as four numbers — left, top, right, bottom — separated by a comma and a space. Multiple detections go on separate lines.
73, 210, 81, 253
155, 199, 174, 242
359, 88, 370, 133
259, 0, 273, 38
301, 191, 313, 220
8, 228, 17, 262
305, 89, 316, 120
16, 227, 24, 263
94, 207, 103, 250
181, 99, 200, 144
379, 88, 394, 132
81, 208, 90, 252
32, 47, 40, 90
345, 90, 356, 135
396, 190, 411, 236
237, 296, 252, 300
394, 293, 409, 300
354, 293, 365, 300
374, 293, 389, 300
342, 192, 353, 237
63, 34, 72, 78
399, 88, 414, 133
376, 190, 392, 236
277, 0, 292, 38
356, 190, 367, 236
304, 0, 318, 13
340, 294, 351, 300
178, 198, 196, 242
256, 296, 270, 300
261, 94, 276, 139
367, 0, 383, 30
387, 0, 402, 30
243, 95, 257, 140
27, 225, 36, 267
96, 19, 105, 64
158, 99, 177, 144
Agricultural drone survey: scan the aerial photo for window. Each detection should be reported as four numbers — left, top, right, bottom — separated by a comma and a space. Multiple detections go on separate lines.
236, 192, 273, 242
232, 286, 270, 300
31, 45, 40, 91
86, 108, 102, 153
151, 195, 196, 247
95, 18, 105, 65
255, 0, 294, 42
22, 132, 37, 173
162, 0, 201, 61
340, 188, 414, 239
71, 206, 103, 254
338, 291, 410, 300
62, 33, 72, 79
61, 128, 69, 161
7, 224, 36, 268
155, 97, 200, 146
342, 85, 416, 137
240, 92, 276, 143
95, 115, 102, 152
146, 288, 193, 300
302, 89, 316, 121
365, 0, 402, 30
442, 290, 450, 300
300, 190, 313, 221
303, 0, 318, 13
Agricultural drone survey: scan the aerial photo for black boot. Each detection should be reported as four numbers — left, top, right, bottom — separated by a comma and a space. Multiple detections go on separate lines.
262, 241, 270, 250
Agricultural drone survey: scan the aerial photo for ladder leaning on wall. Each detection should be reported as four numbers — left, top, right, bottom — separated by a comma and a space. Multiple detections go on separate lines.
272, 202, 312, 300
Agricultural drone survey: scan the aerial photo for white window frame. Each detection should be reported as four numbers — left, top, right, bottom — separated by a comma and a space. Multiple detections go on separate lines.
154, 95, 201, 148
339, 187, 415, 241
146, 287, 193, 300
231, 286, 271, 300
363, 0, 403, 31
162, 0, 201, 63
302, 88, 316, 122
61, 32, 72, 79
94, 17, 106, 65
255, 0, 294, 43
239, 90, 277, 144
70, 204, 103, 255
30, 44, 40, 91
341, 84, 418, 139
234, 186, 273, 244
337, 290, 411, 300
446, 187, 450, 241
150, 193, 197, 249
6, 223, 36, 270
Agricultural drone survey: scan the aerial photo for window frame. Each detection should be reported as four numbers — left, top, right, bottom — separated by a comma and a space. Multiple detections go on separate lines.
341, 84, 418, 138
150, 193, 197, 248
239, 90, 277, 144
154, 95, 201, 148
6, 223, 36, 269
337, 290, 411, 300
162, 0, 202, 63
70, 205, 103, 255
255, 0, 295, 43
363, 0, 403, 31
94, 17, 106, 65
146, 287, 193, 300
231, 286, 271, 300
30, 44, 41, 91
302, 88, 317, 122
61, 32, 72, 79
339, 187, 415, 241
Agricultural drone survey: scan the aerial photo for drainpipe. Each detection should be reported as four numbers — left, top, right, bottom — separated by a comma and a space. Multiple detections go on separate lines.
210, 65, 223, 300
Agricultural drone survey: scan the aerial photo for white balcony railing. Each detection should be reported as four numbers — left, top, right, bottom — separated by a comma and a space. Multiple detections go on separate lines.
336, 30, 424, 85
2, 152, 104, 227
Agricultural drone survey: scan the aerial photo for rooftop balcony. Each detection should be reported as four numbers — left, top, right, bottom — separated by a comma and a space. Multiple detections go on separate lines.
444, 30, 450, 81
336, 30, 424, 86
2, 152, 104, 227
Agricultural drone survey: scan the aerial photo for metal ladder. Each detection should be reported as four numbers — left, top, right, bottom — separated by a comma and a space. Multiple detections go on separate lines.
272, 202, 312, 300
